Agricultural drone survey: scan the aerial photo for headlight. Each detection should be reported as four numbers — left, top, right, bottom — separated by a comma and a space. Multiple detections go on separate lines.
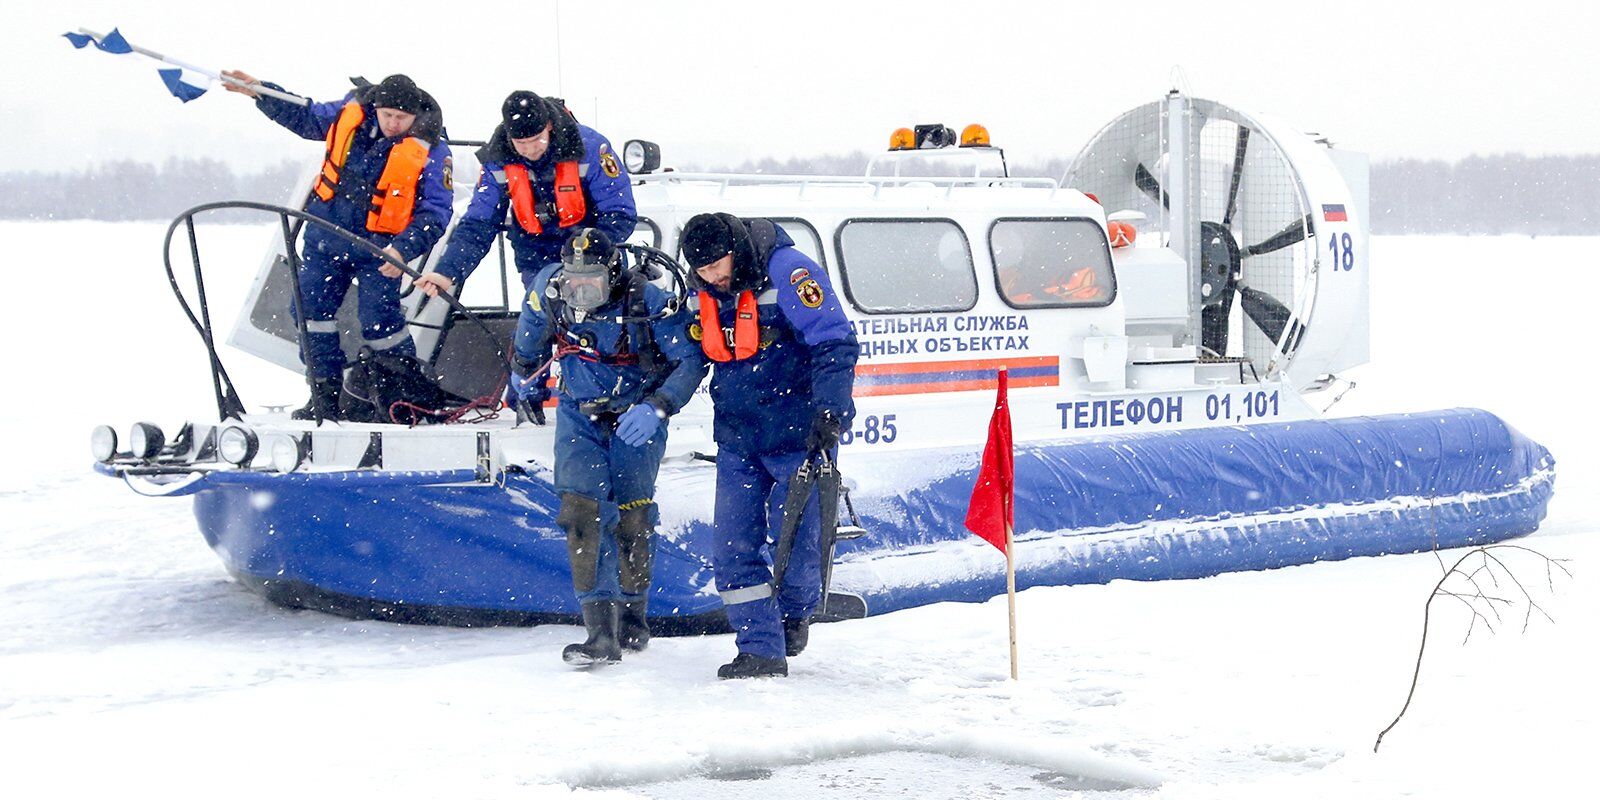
219, 426, 259, 466
269, 434, 306, 473
129, 422, 165, 460
90, 425, 119, 463
622, 139, 660, 174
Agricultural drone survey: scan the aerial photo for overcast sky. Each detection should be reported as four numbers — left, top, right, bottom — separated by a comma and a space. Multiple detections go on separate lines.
5, 0, 1597, 174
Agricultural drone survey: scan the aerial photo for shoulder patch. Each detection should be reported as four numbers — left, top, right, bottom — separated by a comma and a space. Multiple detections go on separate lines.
599, 143, 621, 179
796, 278, 824, 309
527, 286, 542, 313
688, 321, 703, 342
442, 156, 453, 191
788, 267, 810, 285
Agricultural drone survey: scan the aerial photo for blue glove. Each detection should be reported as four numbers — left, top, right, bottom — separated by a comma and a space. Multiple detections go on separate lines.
508, 371, 547, 426
615, 403, 662, 447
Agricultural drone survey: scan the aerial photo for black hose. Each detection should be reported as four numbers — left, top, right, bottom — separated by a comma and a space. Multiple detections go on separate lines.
161, 201, 514, 419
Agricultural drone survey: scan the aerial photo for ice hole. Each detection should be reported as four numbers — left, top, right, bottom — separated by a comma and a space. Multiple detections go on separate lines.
603, 749, 1152, 798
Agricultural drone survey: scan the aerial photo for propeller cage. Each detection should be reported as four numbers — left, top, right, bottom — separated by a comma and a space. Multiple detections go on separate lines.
1066, 96, 1319, 377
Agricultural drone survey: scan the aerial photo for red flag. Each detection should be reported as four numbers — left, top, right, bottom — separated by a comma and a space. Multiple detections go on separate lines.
964, 367, 1014, 553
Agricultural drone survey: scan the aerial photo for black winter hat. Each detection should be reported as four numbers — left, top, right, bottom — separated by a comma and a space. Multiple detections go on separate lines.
682, 213, 764, 292
681, 213, 737, 270
368, 74, 427, 114
502, 90, 551, 139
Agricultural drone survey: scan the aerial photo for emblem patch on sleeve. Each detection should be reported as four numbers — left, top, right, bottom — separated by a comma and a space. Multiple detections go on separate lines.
442, 156, 453, 191
789, 267, 810, 285
797, 278, 825, 308
688, 322, 704, 342
599, 144, 621, 178
527, 286, 542, 313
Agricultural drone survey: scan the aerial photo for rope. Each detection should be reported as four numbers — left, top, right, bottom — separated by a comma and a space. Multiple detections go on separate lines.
386, 373, 512, 427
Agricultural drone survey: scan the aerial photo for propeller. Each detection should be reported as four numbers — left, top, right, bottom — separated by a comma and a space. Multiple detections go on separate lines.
1135, 123, 1311, 355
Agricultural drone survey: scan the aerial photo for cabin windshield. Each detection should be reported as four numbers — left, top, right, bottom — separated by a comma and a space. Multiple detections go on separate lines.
837, 219, 977, 314
990, 218, 1117, 309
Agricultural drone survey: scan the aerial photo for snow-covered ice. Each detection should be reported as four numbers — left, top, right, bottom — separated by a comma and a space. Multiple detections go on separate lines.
1, 224, 1594, 798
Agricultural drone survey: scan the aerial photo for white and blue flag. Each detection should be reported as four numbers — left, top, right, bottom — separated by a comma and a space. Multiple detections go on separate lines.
156, 67, 210, 102
62, 28, 132, 54
63, 28, 212, 103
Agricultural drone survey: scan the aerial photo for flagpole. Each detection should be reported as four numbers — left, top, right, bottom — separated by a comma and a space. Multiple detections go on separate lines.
1005, 518, 1018, 680
999, 364, 1018, 680
77, 28, 311, 106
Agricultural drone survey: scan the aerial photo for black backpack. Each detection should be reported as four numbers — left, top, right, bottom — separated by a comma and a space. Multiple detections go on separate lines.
342, 346, 471, 424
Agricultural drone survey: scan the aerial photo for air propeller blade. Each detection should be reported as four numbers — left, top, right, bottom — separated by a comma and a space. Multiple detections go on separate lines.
1238, 284, 1293, 344
1223, 126, 1250, 227
1246, 213, 1313, 257
1134, 163, 1170, 210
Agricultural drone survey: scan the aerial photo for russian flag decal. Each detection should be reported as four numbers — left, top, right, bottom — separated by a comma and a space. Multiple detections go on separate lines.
1322, 204, 1348, 222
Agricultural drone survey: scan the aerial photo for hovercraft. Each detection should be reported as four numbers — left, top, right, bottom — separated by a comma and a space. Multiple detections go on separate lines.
92, 94, 1555, 629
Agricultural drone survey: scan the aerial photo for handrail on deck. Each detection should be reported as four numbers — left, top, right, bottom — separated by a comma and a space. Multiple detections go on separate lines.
634, 171, 1062, 200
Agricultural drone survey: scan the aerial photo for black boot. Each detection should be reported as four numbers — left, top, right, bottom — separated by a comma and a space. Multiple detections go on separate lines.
784, 617, 810, 657
563, 600, 622, 666
290, 378, 342, 421
619, 599, 651, 653
717, 652, 788, 679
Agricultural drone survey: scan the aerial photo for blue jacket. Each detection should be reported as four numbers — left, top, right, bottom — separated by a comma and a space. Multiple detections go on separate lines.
434, 124, 637, 287
701, 226, 859, 456
255, 86, 454, 262
515, 264, 705, 416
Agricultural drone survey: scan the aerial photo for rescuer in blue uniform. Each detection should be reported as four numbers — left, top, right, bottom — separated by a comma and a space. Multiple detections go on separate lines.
415, 90, 637, 300
506, 228, 705, 666
679, 213, 859, 679
222, 71, 454, 420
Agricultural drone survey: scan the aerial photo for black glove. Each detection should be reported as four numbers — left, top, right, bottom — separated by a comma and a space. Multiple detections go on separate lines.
508, 369, 548, 426
807, 409, 843, 453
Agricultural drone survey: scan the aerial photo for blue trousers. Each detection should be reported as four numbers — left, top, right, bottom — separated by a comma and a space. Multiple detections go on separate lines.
553, 400, 666, 603
293, 240, 414, 379
713, 448, 824, 660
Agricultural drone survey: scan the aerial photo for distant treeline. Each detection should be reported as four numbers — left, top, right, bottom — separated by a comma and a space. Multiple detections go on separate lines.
0, 159, 303, 222
2, 153, 1595, 234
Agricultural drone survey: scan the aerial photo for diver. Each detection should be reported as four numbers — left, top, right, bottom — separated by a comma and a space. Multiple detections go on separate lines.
506, 228, 705, 665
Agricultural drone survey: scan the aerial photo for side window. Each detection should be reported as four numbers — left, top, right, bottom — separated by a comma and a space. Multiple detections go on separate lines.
837, 219, 977, 314
453, 231, 517, 309
772, 218, 825, 267
627, 217, 661, 248
989, 218, 1116, 308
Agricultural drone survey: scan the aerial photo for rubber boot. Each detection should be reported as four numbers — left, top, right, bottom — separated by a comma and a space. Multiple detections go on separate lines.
717, 652, 788, 679
562, 600, 622, 666
784, 617, 810, 657
290, 378, 342, 421
619, 599, 651, 653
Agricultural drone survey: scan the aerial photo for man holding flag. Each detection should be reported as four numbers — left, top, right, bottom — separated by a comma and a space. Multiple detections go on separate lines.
221, 70, 454, 420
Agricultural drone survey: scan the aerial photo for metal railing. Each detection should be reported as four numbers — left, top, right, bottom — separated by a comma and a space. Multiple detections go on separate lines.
635, 171, 1061, 200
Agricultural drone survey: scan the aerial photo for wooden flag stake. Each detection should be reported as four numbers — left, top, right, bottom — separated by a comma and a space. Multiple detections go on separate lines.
1001, 364, 1017, 680
1006, 519, 1018, 680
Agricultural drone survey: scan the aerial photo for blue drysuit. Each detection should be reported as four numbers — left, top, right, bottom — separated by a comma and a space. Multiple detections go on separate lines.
700, 224, 859, 660
434, 124, 636, 294
255, 86, 454, 378
516, 265, 706, 603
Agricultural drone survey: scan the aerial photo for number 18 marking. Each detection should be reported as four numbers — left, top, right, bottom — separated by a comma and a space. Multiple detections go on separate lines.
1328, 232, 1354, 271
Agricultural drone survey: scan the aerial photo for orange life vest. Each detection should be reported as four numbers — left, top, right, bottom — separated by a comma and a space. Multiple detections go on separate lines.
313, 100, 430, 235
504, 161, 587, 235
697, 291, 760, 362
